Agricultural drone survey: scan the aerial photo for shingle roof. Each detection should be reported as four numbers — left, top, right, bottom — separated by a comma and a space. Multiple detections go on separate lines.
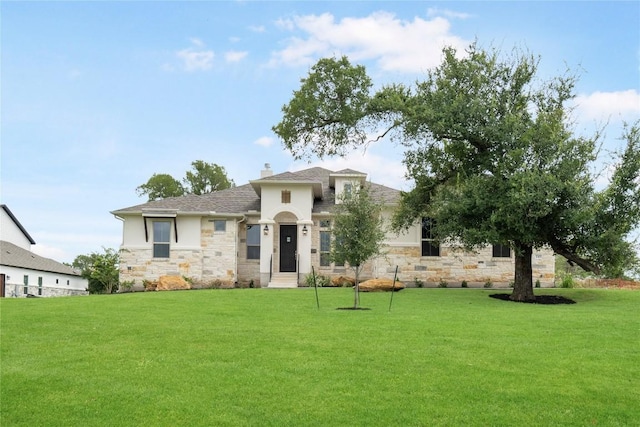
111, 167, 400, 215
0, 240, 81, 276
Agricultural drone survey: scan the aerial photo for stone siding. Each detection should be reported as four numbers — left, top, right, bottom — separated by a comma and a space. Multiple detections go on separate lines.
3, 283, 88, 298
119, 218, 239, 289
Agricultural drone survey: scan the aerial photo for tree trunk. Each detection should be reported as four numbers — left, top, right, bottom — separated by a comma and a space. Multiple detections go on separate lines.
353, 266, 360, 308
511, 243, 535, 302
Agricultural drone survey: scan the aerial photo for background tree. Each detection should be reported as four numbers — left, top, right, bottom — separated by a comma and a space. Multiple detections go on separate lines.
183, 160, 235, 195
136, 173, 185, 201
273, 44, 640, 302
331, 183, 386, 308
136, 161, 234, 201
72, 248, 120, 294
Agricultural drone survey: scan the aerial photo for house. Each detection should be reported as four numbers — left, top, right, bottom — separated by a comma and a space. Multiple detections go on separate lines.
0, 204, 88, 297
112, 165, 555, 289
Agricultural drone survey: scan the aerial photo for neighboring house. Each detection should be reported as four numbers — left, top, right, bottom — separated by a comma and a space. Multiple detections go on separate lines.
112, 165, 555, 289
0, 204, 88, 297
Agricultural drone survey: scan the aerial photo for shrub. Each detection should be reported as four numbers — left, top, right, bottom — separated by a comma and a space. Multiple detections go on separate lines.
305, 273, 329, 287
119, 280, 135, 293
483, 279, 493, 288
560, 274, 575, 288
509, 281, 514, 288
535, 279, 541, 288
414, 277, 424, 288
461, 280, 468, 288
438, 279, 448, 288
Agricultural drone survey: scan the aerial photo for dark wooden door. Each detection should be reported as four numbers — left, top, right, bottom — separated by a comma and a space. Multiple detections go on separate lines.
0, 274, 5, 297
279, 225, 297, 272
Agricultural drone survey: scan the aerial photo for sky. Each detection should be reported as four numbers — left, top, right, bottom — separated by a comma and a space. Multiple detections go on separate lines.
1, 1, 639, 264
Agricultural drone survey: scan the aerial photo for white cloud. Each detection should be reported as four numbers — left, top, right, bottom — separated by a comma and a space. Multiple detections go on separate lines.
176, 39, 215, 71
427, 8, 472, 20
225, 50, 248, 63
254, 136, 275, 147
270, 11, 469, 72
573, 89, 640, 122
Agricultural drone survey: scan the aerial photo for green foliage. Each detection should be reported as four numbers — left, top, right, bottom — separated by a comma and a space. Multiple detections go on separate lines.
72, 248, 120, 294
484, 279, 493, 289
438, 279, 448, 288
183, 160, 235, 195
136, 160, 234, 201
461, 280, 468, 288
331, 183, 386, 307
560, 274, 575, 289
135, 173, 185, 201
305, 273, 330, 287
413, 277, 424, 288
273, 56, 373, 160
535, 279, 541, 288
273, 43, 640, 299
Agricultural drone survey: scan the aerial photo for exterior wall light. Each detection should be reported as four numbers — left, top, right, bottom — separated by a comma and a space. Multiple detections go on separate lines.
302, 225, 308, 236
263, 225, 269, 235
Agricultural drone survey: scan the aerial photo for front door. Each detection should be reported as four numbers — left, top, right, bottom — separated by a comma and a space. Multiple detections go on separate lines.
279, 225, 297, 272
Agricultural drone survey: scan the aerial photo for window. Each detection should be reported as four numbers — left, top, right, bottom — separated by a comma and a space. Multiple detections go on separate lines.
246, 225, 261, 260
421, 218, 440, 257
38, 277, 43, 296
343, 183, 353, 198
153, 221, 171, 258
492, 244, 511, 258
320, 231, 331, 266
281, 190, 291, 204
319, 220, 331, 228
23, 275, 28, 294
213, 220, 226, 232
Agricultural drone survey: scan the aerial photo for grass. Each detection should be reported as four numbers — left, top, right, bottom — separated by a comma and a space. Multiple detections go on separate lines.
1, 288, 638, 426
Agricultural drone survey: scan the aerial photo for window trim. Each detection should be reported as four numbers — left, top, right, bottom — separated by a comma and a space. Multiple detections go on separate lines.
246, 224, 261, 260
213, 219, 226, 232
492, 244, 512, 258
153, 220, 171, 258
421, 217, 440, 257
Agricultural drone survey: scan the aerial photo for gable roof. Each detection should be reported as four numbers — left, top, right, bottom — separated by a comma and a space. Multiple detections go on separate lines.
111, 167, 400, 216
0, 240, 81, 276
1, 204, 36, 244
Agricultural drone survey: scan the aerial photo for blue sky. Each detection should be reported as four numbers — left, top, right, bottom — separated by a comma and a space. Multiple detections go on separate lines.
2, 1, 639, 263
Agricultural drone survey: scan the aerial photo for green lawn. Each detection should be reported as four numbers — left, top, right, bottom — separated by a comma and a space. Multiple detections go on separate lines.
1, 288, 638, 426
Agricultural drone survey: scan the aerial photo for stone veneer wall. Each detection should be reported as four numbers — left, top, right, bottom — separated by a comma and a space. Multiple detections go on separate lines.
119, 218, 239, 289
3, 283, 88, 298
307, 216, 555, 287
373, 244, 555, 287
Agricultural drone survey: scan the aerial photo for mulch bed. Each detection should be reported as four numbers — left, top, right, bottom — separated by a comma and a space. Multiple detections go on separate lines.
489, 293, 576, 305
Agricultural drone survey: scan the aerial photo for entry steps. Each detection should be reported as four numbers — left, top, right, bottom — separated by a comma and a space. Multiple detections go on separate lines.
268, 273, 299, 288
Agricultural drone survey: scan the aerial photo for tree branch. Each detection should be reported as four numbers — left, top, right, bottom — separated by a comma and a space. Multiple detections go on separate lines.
549, 238, 601, 275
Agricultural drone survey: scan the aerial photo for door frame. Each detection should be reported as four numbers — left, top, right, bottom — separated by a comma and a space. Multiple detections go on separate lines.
279, 224, 297, 272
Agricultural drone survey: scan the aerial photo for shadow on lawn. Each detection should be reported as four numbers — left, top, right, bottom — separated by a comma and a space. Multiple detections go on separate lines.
489, 294, 576, 304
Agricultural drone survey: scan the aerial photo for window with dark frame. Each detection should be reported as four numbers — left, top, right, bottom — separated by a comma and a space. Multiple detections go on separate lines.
320, 231, 331, 266
421, 217, 440, 257
281, 190, 291, 204
246, 225, 261, 259
153, 221, 171, 258
492, 244, 511, 258
213, 220, 226, 232
38, 277, 43, 296
23, 275, 28, 294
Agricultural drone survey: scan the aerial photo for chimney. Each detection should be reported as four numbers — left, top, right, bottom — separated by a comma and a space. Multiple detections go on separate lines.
260, 163, 273, 178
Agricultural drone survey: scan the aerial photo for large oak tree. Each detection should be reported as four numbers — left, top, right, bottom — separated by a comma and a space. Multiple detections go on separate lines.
273, 44, 640, 301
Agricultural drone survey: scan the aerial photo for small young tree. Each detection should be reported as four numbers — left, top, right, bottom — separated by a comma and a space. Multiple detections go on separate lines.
72, 248, 120, 294
331, 183, 386, 308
